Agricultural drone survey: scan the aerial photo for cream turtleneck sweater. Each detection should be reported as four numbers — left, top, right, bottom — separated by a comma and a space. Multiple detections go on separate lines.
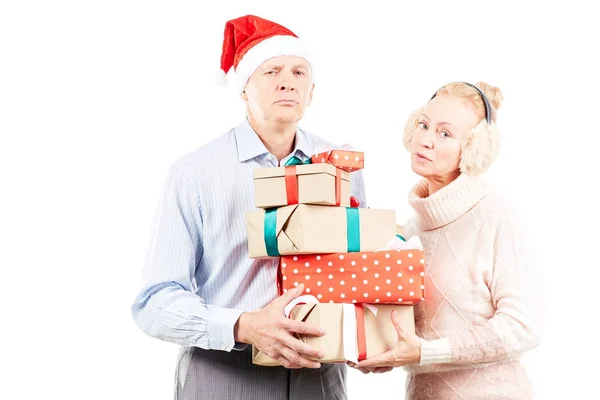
402, 174, 543, 399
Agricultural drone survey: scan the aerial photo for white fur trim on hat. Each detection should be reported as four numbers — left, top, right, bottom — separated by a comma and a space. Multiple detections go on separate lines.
215, 68, 228, 86
235, 35, 313, 93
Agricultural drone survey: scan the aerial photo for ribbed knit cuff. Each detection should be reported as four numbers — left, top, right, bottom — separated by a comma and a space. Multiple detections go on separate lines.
419, 338, 452, 365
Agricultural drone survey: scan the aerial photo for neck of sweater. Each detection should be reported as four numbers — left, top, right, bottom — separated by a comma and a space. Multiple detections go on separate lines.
409, 174, 492, 230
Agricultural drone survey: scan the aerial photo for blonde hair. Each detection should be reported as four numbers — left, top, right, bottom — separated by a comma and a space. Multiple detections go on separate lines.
403, 81, 503, 176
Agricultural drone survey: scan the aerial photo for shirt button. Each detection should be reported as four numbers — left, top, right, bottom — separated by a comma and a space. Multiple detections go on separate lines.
221, 344, 227, 350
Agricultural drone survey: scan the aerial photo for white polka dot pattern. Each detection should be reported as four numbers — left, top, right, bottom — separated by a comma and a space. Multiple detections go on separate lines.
310, 150, 365, 172
278, 250, 425, 304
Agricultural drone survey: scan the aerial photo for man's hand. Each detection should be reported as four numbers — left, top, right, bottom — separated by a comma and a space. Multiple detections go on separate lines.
234, 284, 326, 369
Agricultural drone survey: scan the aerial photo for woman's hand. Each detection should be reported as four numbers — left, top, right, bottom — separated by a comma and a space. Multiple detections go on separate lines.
346, 362, 393, 374
357, 309, 422, 369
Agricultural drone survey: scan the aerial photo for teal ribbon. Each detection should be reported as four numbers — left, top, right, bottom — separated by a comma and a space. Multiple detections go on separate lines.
396, 233, 406, 242
264, 208, 280, 256
264, 204, 361, 255
284, 156, 312, 166
346, 207, 360, 252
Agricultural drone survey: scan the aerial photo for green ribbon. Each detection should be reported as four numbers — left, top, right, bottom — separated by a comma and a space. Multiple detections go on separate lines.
264, 208, 280, 256
396, 233, 406, 242
283, 156, 312, 166
263, 206, 362, 256
345, 207, 361, 252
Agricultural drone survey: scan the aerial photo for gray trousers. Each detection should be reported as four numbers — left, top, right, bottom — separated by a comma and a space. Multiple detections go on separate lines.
176, 346, 347, 400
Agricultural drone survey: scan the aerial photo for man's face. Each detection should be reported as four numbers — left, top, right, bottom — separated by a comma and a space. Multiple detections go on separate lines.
242, 55, 314, 124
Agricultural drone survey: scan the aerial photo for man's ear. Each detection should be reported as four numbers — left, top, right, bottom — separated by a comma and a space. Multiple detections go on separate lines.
307, 83, 315, 107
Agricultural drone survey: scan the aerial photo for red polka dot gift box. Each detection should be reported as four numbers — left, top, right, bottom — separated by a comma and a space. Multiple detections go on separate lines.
277, 246, 425, 305
310, 144, 364, 172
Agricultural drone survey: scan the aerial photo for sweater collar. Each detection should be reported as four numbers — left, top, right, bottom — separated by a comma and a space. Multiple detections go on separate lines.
408, 174, 492, 230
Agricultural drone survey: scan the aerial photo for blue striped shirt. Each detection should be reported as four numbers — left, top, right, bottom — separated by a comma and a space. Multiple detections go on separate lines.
131, 118, 367, 352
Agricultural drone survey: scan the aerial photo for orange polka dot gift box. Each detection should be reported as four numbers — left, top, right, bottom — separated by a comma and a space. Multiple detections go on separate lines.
277, 236, 425, 305
310, 144, 364, 172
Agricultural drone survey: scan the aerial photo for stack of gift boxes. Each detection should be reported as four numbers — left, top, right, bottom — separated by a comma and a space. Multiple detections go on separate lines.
245, 147, 426, 365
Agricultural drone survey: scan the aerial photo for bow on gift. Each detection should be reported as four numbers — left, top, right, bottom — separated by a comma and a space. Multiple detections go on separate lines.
283, 156, 343, 206
283, 294, 377, 363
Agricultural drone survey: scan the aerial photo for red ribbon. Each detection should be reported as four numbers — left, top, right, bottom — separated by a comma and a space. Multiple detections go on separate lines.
334, 168, 341, 206
284, 165, 342, 206
355, 304, 367, 361
284, 166, 299, 205
276, 260, 284, 296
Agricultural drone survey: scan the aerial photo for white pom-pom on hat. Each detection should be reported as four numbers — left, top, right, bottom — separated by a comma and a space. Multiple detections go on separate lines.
215, 69, 228, 86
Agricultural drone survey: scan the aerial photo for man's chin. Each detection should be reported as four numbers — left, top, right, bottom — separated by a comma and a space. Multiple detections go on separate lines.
272, 111, 303, 124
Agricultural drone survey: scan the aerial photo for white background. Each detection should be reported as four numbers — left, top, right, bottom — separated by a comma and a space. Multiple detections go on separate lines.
1, 1, 599, 399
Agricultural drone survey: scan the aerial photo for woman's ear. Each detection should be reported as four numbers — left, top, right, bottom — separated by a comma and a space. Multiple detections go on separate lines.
459, 121, 501, 176
403, 107, 424, 151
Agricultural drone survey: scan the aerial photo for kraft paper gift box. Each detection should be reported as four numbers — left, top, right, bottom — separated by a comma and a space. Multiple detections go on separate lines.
253, 163, 351, 208
277, 247, 425, 305
245, 204, 396, 259
252, 297, 416, 366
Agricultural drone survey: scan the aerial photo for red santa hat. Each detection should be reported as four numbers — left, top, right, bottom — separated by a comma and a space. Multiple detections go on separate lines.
216, 15, 313, 93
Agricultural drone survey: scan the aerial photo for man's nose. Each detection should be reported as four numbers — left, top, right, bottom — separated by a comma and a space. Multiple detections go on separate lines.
277, 71, 295, 91
278, 83, 295, 91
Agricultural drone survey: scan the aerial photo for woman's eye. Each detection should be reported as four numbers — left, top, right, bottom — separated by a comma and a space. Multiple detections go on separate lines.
417, 122, 427, 129
440, 131, 451, 138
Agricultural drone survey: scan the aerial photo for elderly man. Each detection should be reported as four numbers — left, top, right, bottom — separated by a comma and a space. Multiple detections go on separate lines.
132, 14, 367, 400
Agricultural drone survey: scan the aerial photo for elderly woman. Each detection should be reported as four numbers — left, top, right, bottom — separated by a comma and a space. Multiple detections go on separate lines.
355, 81, 543, 399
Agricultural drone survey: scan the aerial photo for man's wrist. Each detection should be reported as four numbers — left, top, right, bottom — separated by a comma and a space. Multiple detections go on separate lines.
234, 311, 250, 344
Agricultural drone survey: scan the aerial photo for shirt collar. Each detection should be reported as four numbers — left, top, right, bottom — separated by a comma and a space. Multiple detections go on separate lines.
234, 118, 313, 163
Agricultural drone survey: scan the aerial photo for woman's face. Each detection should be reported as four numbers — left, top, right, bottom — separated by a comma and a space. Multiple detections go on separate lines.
410, 94, 479, 184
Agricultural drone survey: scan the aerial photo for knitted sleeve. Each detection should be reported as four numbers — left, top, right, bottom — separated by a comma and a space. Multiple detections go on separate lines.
419, 209, 544, 365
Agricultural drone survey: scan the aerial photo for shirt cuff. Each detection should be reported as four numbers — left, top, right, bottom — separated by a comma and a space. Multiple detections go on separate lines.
232, 342, 249, 351
206, 307, 244, 351
419, 337, 452, 365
